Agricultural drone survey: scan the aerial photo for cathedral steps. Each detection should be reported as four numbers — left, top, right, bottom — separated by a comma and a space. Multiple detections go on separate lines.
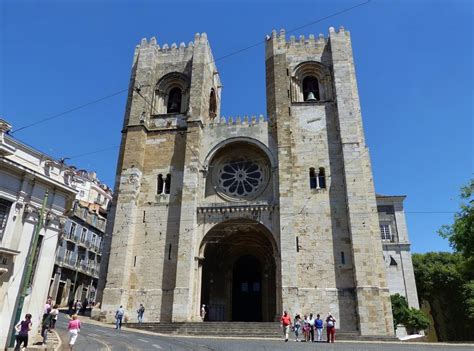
125, 322, 397, 341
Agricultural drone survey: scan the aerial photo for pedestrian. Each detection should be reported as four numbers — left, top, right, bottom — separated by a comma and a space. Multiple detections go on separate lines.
279, 310, 292, 342
309, 313, 315, 342
326, 312, 336, 343
50, 304, 59, 329
14, 313, 32, 351
315, 313, 323, 342
200, 304, 206, 321
137, 304, 145, 323
68, 299, 74, 315
293, 313, 301, 342
115, 305, 125, 330
44, 296, 52, 314
81, 298, 88, 315
68, 314, 81, 351
41, 310, 53, 345
302, 314, 310, 342
76, 300, 82, 315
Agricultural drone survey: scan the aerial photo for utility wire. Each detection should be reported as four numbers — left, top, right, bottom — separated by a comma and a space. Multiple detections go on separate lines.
10, 89, 129, 134
8, 0, 370, 135
211, 0, 370, 65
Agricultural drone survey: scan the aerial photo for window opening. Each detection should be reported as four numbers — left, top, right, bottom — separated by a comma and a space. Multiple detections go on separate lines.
167, 87, 182, 113
341, 251, 346, 265
380, 224, 391, 241
81, 228, 87, 243
0, 199, 11, 242
209, 89, 217, 119
389, 256, 398, 266
165, 174, 171, 194
69, 222, 77, 238
157, 174, 164, 194
318, 168, 326, 189
302, 76, 320, 101
309, 168, 317, 189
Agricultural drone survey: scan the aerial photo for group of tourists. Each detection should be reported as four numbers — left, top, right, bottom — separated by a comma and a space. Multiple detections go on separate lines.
280, 310, 336, 343
14, 295, 82, 351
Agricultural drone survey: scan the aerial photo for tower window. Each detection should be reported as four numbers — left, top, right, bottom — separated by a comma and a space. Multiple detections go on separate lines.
309, 168, 317, 189
209, 88, 217, 119
341, 251, 346, 265
302, 76, 320, 102
389, 256, 398, 266
165, 174, 171, 194
157, 174, 164, 194
318, 168, 326, 189
167, 87, 182, 113
380, 224, 391, 241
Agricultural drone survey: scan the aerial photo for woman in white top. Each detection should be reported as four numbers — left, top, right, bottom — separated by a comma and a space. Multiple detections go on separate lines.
50, 304, 59, 329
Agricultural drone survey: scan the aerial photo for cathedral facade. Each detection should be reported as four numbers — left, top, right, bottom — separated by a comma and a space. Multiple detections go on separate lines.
100, 27, 419, 336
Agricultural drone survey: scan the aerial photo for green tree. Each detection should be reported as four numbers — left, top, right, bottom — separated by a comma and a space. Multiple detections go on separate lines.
391, 293, 429, 333
413, 252, 473, 341
404, 308, 430, 334
391, 293, 409, 328
439, 179, 474, 267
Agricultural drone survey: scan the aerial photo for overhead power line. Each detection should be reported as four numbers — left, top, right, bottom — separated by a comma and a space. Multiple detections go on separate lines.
8, 0, 370, 135
10, 89, 129, 134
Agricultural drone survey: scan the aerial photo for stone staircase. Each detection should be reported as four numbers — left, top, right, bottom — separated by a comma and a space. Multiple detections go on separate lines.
125, 322, 396, 341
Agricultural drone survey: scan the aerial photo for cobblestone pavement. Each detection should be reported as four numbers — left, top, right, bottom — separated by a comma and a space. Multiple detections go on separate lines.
55, 314, 473, 351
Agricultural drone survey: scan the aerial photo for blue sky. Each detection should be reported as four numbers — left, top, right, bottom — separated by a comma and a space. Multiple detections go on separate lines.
1, 0, 472, 253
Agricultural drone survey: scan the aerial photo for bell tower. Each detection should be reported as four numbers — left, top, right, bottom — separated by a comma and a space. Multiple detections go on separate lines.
265, 27, 394, 336
100, 33, 221, 322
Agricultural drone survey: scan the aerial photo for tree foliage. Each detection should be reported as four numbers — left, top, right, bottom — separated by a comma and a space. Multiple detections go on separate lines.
439, 179, 474, 267
412, 180, 474, 341
391, 293, 429, 333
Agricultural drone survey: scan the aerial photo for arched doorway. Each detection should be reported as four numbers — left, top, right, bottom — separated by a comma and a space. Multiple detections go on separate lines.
200, 220, 277, 322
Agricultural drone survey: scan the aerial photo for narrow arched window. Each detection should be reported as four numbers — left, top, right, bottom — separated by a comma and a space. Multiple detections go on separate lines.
209, 88, 217, 119
309, 168, 317, 189
167, 87, 182, 113
165, 174, 171, 194
157, 174, 164, 194
318, 167, 326, 189
302, 76, 320, 102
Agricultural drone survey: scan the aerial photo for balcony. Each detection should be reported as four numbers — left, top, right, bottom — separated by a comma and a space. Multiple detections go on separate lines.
64, 257, 77, 268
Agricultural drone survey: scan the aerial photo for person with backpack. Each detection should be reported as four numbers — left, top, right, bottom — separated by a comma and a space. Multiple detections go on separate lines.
315, 313, 324, 342
41, 310, 53, 345
326, 312, 336, 343
137, 304, 145, 323
115, 305, 125, 330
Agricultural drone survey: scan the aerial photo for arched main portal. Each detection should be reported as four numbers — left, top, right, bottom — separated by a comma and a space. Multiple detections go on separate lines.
200, 220, 277, 322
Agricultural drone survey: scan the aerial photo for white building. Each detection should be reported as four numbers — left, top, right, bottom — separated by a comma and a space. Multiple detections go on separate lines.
49, 169, 112, 307
377, 194, 420, 310
0, 119, 76, 348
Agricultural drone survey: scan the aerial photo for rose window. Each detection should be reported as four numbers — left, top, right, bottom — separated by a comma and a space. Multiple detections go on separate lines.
214, 156, 268, 200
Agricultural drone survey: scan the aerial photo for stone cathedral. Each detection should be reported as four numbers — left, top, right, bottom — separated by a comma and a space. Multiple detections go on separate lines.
99, 27, 420, 337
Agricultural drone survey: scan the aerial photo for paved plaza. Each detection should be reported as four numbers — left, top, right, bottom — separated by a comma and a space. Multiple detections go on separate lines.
55, 314, 473, 351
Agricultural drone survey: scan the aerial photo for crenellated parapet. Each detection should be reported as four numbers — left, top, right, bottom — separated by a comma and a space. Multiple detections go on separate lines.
134, 32, 210, 56
265, 26, 348, 59
207, 114, 266, 128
